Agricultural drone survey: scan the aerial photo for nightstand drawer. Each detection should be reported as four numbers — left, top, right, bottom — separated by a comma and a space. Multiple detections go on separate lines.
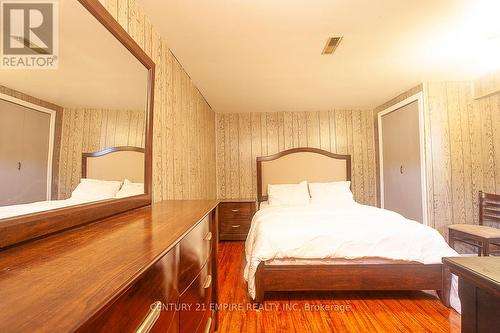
220, 221, 250, 235
219, 202, 254, 220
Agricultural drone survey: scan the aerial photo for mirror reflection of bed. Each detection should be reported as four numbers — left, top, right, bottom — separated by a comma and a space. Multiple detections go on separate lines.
0, 146, 145, 220
0, 0, 148, 221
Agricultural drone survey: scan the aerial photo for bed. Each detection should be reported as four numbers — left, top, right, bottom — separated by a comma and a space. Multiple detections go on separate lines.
0, 146, 144, 220
244, 147, 459, 310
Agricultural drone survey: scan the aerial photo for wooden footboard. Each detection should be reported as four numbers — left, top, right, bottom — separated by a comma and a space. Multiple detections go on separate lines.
254, 262, 452, 307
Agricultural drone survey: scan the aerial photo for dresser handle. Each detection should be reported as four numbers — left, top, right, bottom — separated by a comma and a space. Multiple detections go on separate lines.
231, 209, 239, 212
204, 317, 212, 333
204, 275, 212, 289
204, 232, 212, 241
136, 301, 162, 333
231, 225, 240, 228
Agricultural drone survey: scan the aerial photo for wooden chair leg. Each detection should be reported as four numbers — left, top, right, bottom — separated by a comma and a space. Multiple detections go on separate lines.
482, 240, 490, 256
448, 235, 455, 250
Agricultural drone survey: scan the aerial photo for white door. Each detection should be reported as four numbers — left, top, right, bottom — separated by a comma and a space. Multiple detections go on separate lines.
380, 100, 424, 223
19, 107, 51, 203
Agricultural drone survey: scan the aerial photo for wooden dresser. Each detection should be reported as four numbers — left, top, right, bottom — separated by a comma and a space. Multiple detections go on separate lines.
0, 200, 218, 333
218, 200, 256, 241
443, 257, 500, 333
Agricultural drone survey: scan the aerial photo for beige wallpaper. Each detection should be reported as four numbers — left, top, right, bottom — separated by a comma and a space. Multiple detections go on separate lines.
216, 111, 377, 206
98, 0, 216, 201
58, 108, 145, 198
424, 81, 500, 235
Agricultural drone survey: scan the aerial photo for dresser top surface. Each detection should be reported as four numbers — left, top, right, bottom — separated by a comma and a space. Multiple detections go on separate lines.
0, 200, 218, 333
443, 256, 500, 290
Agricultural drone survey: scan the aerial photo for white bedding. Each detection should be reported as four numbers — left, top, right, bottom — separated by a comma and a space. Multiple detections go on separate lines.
244, 202, 461, 312
0, 197, 100, 219
0, 179, 145, 220
266, 257, 406, 265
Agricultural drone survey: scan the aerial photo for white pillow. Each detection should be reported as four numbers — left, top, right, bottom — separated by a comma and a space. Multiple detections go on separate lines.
267, 181, 310, 206
71, 178, 123, 201
308, 181, 354, 206
115, 179, 144, 198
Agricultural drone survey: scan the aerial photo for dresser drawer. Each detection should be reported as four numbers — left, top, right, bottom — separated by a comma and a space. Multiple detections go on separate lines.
179, 260, 213, 333
79, 248, 178, 333
179, 215, 211, 293
196, 310, 214, 333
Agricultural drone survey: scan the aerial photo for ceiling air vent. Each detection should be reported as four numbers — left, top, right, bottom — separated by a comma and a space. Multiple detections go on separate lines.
322, 37, 343, 55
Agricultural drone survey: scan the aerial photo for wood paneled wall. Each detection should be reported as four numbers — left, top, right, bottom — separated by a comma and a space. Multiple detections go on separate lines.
97, 0, 216, 201
216, 111, 377, 206
58, 108, 145, 198
424, 81, 500, 235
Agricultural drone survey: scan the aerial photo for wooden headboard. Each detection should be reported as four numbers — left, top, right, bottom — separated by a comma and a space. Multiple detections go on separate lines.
82, 146, 145, 183
257, 147, 351, 202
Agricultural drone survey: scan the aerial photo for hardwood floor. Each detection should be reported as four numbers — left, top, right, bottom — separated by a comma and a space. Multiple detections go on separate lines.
216, 242, 461, 333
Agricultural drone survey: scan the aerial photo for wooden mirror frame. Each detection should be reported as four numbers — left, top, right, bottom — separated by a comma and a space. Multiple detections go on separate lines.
0, 0, 155, 249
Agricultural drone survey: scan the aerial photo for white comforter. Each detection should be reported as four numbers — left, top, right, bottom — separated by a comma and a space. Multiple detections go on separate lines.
0, 198, 96, 219
244, 203, 461, 312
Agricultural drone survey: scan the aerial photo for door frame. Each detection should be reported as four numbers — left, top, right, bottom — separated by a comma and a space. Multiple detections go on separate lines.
377, 92, 428, 225
0, 93, 56, 200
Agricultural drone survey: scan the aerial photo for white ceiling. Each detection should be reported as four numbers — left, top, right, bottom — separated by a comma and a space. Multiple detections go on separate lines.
1, 1, 148, 111
139, 0, 500, 113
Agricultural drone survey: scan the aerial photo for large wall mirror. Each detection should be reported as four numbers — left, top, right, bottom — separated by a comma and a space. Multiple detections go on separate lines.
0, 0, 154, 248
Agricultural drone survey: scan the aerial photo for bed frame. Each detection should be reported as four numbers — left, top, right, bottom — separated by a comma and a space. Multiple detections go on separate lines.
254, 147, 451, 306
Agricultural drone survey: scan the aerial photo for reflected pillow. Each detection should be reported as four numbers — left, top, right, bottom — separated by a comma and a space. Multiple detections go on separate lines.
71, 178, 123, 201
267, 181, 310, 206
308, 181, 354, 206
115, 179, 144, 198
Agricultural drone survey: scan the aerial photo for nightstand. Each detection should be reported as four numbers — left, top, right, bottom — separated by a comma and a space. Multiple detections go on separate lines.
218, 200, 257, 241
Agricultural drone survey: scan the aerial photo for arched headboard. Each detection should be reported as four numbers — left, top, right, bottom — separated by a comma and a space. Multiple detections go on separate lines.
257, 147, 351, 202
82, 146, 145, 183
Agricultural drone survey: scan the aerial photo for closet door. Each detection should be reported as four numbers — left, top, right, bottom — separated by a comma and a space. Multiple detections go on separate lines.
0, 100, 24, 206
20, 108, 51, 203
0, 99, 51, 206
381, 101, 423, 223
